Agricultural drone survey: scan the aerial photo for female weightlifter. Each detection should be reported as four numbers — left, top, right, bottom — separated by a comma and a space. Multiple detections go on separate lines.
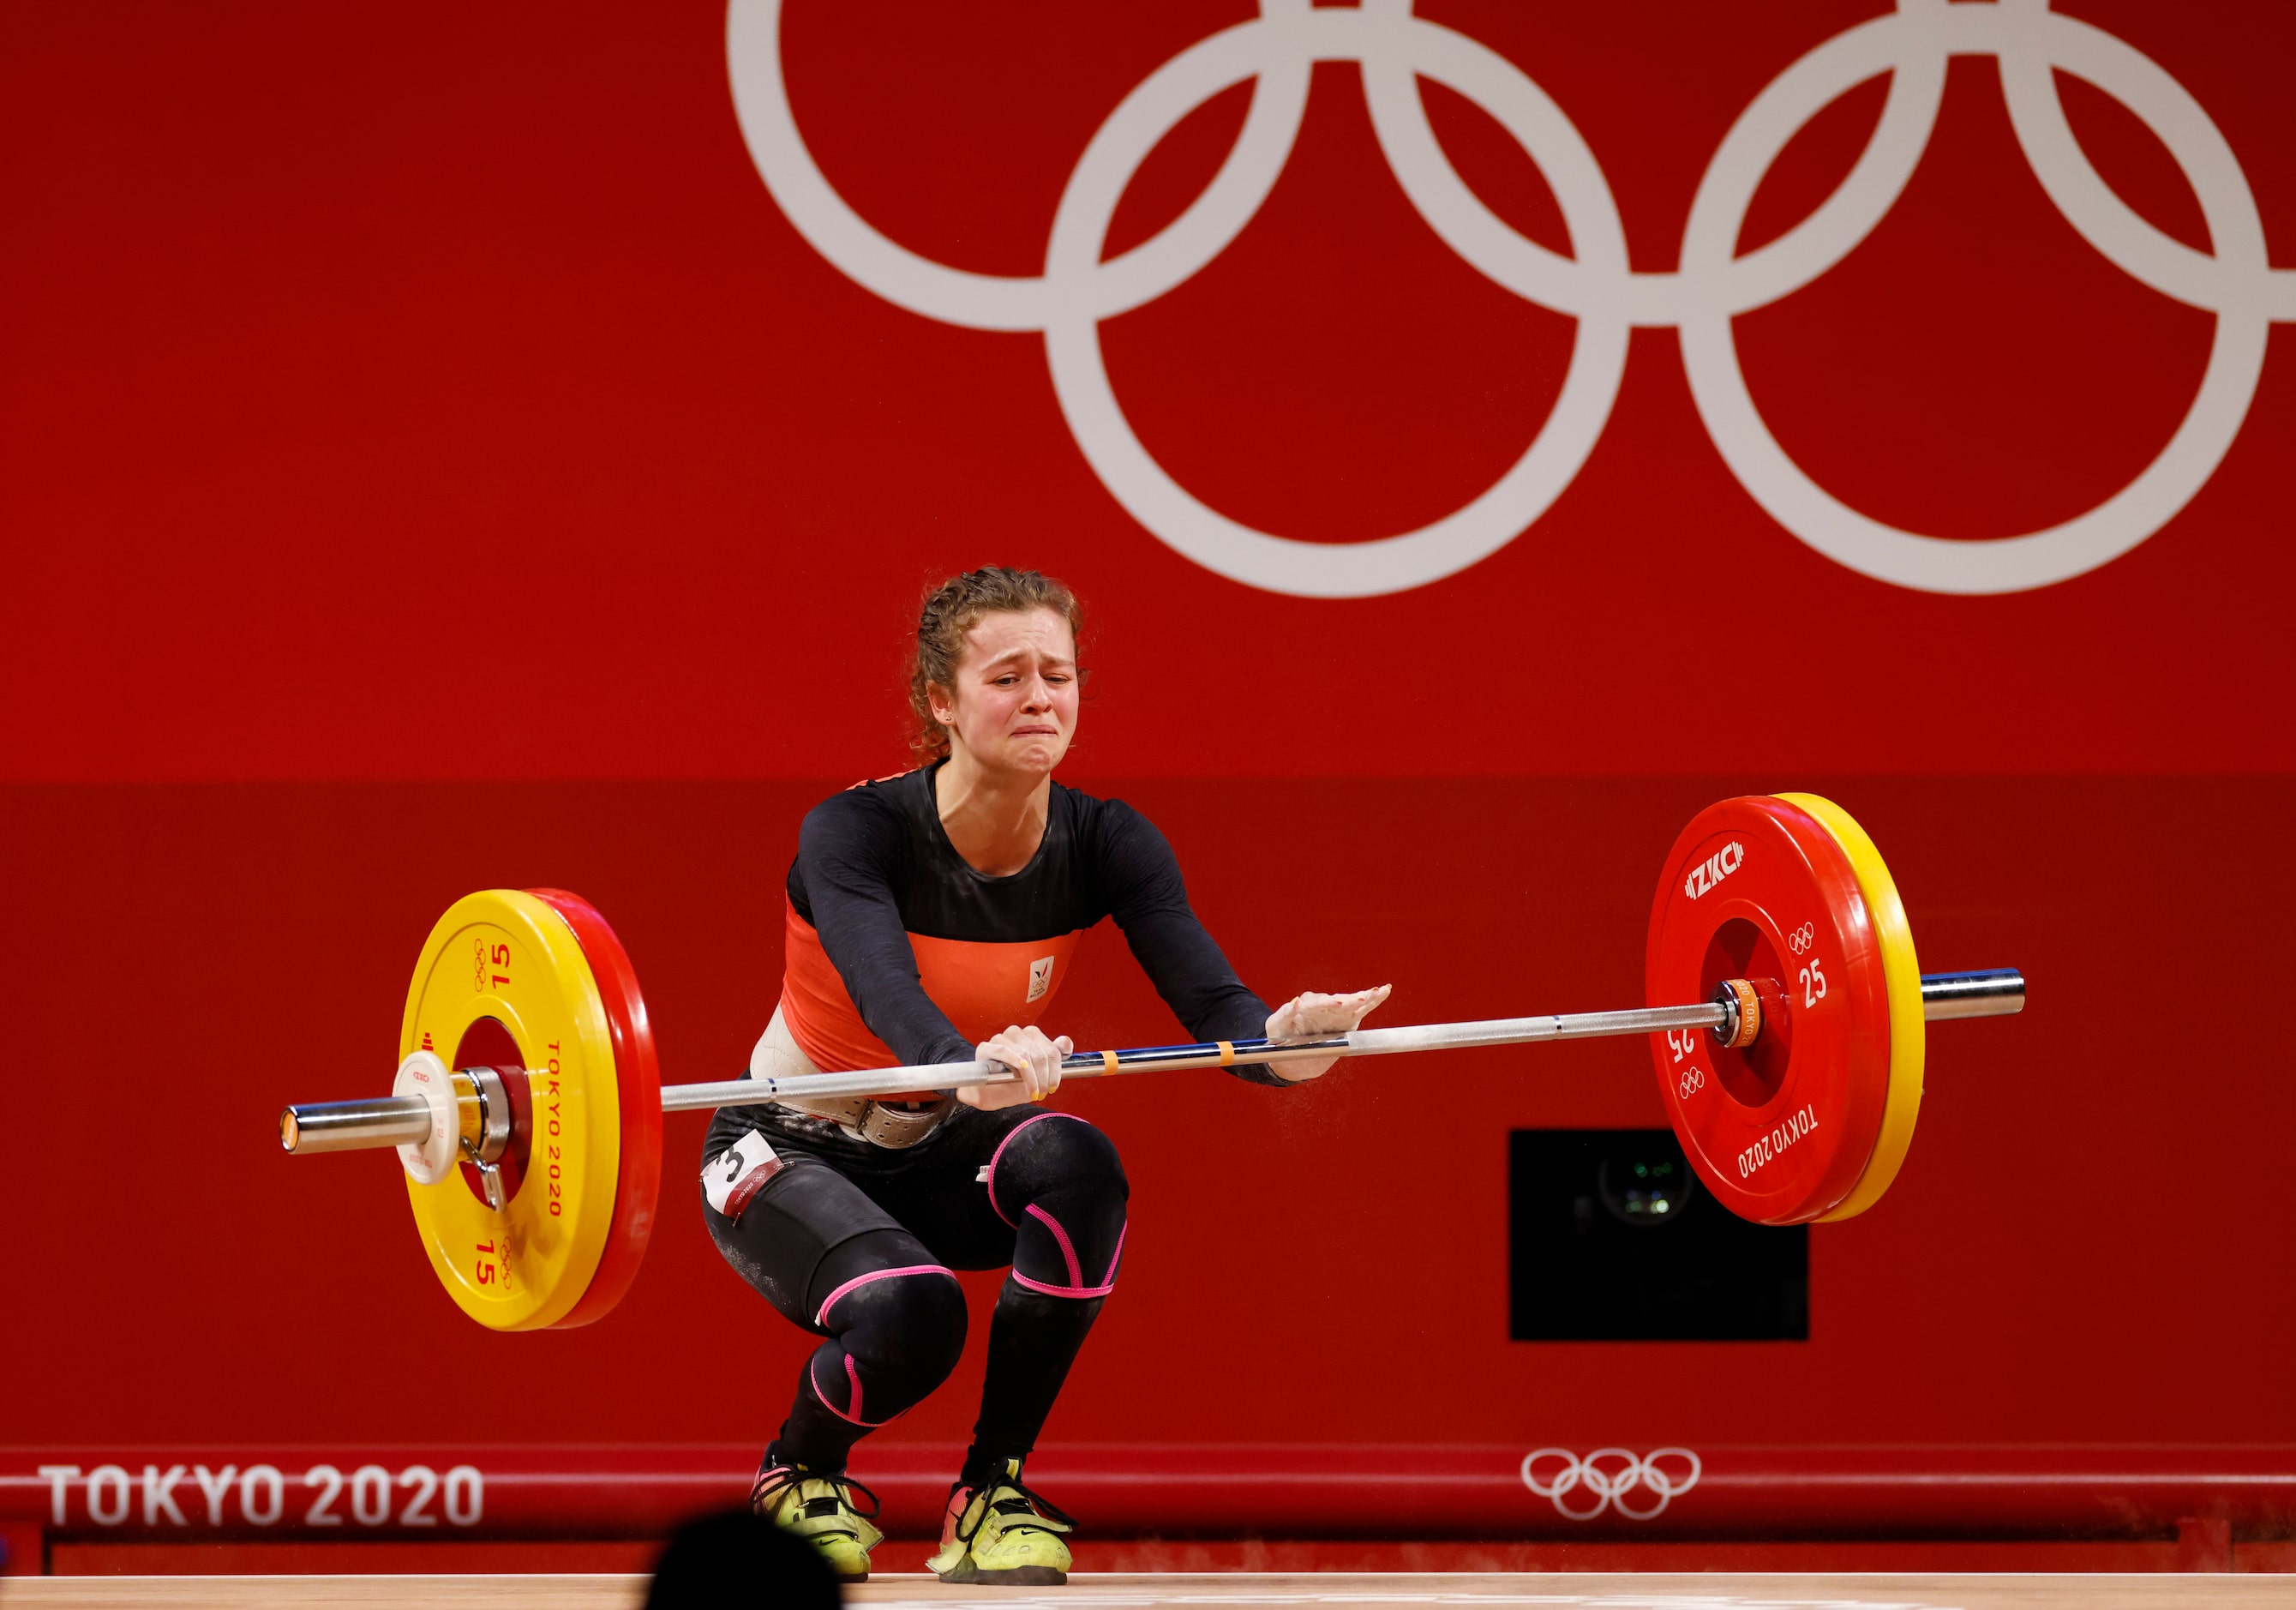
699, 566, 1388, 1585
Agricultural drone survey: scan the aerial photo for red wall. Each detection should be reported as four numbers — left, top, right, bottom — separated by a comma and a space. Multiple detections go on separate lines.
2, 0, 2291, 781
3, 0, 2293, 1462
7, 776, 2293, 1451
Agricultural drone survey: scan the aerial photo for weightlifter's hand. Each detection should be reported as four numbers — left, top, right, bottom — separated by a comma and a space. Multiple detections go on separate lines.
1262, 984, 1393, 1084
959, 1024, 1073, 1110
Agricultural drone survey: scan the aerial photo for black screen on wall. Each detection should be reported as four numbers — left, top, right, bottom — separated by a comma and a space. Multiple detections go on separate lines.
1509, 1128, 1808, 1342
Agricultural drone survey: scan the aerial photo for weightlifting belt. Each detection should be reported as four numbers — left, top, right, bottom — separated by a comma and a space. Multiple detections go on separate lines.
751, 1006, 955, 1148
774, 1092, 952, 1150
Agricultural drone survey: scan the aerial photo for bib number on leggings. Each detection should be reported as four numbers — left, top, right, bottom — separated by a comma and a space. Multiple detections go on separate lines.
704, 1130, 785, 1222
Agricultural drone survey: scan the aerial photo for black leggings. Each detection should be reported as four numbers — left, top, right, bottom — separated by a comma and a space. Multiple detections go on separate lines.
702, 1098, 1128, 1476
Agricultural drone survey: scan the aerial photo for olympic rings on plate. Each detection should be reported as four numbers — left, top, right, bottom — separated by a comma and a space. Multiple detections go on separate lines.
729, 0, 2296, 599
1788, 921, 1816, 955
1520, 1446, 1704, 1521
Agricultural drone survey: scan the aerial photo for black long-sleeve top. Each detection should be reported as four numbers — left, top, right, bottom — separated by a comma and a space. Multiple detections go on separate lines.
779, 766, 1281, 1083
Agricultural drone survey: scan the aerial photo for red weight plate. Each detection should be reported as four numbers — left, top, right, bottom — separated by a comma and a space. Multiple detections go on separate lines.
1646, 797, 1892, 1224
526, 888, 662, 1329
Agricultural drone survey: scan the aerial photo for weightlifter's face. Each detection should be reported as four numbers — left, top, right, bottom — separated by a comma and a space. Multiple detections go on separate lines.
936, 608, 1078, 779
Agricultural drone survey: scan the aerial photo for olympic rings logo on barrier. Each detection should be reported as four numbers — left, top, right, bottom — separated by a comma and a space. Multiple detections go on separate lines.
728, 0, 2296, 598
1521, 1447, 1703, 1521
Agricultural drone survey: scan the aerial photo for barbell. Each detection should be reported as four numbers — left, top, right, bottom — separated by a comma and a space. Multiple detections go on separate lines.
278, 792, 2023, 1331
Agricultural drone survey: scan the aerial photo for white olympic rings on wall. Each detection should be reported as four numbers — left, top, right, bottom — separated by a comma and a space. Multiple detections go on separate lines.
727, 0, 2296, 598
1521, 1447, 1704, 1521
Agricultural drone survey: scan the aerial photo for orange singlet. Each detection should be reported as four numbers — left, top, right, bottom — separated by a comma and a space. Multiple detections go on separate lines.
773, 766, 1277, 1083
781, 897, 1079, 1073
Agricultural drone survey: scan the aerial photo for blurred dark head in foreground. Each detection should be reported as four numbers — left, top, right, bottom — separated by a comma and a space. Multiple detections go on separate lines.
648, 1508, 840, 1609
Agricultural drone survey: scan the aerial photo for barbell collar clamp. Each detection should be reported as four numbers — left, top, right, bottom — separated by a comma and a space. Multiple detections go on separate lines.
459, 1065, 514, 1166
1710, 979, 1761, 1049
461, 1140, 507, 1211
281, 1063, 519, 1161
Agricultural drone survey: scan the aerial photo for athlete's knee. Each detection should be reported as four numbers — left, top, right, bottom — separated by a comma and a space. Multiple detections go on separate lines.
1054, 1117, 1128, 1204
998, 1117, 1129, 1297
997, 1114, 1129, 1211
824, 1263, 968, 1391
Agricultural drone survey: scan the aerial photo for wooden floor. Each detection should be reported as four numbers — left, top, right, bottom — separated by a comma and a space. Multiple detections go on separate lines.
5, 1575, 2295, 1609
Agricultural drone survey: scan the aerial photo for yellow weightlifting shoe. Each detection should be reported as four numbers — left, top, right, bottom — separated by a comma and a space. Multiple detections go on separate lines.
926, 1458, 1076, 1585
751, 1459, 883, 1583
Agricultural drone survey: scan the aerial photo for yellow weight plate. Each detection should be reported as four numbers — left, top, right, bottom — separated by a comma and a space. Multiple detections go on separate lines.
398, 890, 622, 1331
1777, 794, 1923, 1222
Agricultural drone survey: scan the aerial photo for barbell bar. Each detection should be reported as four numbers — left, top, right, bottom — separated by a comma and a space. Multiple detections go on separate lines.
281, 969, 2020, 1156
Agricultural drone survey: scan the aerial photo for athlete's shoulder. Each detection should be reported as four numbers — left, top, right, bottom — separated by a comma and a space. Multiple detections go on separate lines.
801, 768, 931, 844
1056, 783, 1177, 868
1051, 776, 1121, 827
824, 766, 932, 810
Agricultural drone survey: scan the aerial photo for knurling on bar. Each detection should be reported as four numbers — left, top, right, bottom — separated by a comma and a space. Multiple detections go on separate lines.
278, 970, 2021, 1153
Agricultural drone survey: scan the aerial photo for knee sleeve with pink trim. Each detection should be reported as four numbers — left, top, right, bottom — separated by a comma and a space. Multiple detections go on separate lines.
987, 1114, 1129, 1299
801, 1244, 968, 1431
